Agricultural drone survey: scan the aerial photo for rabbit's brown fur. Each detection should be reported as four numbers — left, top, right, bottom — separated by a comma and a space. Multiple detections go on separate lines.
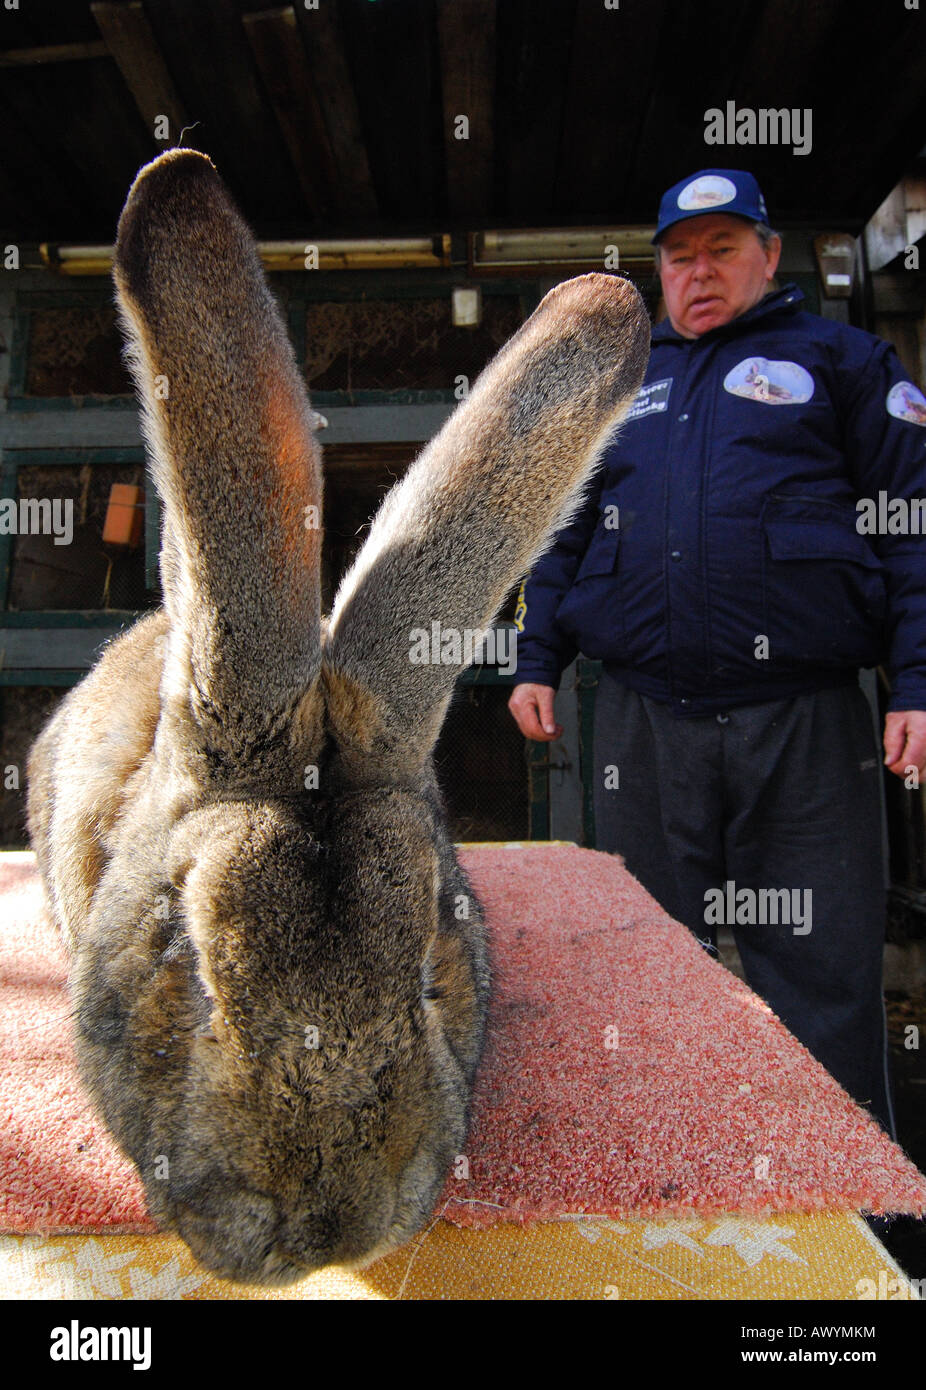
26, 149, 650, 1285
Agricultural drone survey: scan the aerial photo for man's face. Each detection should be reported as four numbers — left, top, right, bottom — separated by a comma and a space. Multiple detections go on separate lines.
657, 213, 782, 339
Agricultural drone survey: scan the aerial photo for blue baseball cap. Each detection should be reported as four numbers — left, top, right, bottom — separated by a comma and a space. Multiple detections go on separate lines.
653, 168, 769, 243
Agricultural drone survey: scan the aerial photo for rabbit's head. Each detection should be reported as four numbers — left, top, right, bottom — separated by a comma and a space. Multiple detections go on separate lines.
74, 788, 476, 1284
34, 149, 650, 1285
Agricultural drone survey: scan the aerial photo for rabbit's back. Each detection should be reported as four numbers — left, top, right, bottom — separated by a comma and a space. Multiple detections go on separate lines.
27, 611, 167, 951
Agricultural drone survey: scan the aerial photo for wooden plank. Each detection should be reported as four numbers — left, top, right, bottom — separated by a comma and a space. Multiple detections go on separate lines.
0, 672, 82, 687
242, 7, 335, 219
335, 0, 443, 226
0, 626, 131, 670
872, 269, 926, 319
732, 0, 843, 111
142, 0, 299, 227
293, 0, 379, 224
0, 65, 151, 242
621, 0, 763, 223
555, 0, 667, 221
797, 9, 926, 224
866, 184, 911, 273
1, 609, 139, 628
0, 412, 145, 449
0, 157, 45, 240
494, 0, 575, 223
0, 462, 16, 610
0, 403, 454, 448
307, 403, 455, 444
0, 41, 108, 68
0, 101, 83, 239
435, 0, 496, 223
91, 1, 190, 143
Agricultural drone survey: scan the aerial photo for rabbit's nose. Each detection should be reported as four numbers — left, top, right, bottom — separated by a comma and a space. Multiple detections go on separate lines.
172, 1185, 281, 1281
279, 1195, 399, 1271
277, 1209, 342, 1267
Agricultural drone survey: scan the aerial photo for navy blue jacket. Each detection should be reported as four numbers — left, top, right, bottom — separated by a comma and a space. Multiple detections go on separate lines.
514, 283, 926, 716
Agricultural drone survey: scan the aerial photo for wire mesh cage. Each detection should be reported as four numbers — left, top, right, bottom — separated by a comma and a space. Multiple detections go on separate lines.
22, 303, 132, 399
433, 680, 529, 843
303, 294, 523, 393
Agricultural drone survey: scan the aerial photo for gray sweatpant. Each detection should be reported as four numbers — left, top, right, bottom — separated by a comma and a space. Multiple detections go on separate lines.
592, 672, 896, 1136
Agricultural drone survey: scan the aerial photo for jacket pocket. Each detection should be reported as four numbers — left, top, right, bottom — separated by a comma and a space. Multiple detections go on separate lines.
554, 521, 625, 658
760, 494, 887, 669
573, 520, 622, 579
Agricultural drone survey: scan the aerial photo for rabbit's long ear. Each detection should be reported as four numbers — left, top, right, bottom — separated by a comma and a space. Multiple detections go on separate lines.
323, 273, 650, 777
112, 150, 323, 760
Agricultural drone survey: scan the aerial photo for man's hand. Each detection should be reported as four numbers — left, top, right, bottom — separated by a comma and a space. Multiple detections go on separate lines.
508, 683, 563, 742
883, 710, 926, 778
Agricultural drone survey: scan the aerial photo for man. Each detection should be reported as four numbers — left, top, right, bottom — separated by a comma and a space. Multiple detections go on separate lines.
509, 168, 926, 1136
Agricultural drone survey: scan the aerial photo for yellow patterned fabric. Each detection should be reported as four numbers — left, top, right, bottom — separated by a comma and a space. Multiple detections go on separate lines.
0, 1213, 918, 1300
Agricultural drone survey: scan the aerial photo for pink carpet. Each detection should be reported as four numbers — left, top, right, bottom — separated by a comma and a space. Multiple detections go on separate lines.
2, 847, 925, 1235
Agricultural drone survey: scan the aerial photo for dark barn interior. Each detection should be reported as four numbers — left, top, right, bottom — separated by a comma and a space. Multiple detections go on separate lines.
2, 0, 925, 241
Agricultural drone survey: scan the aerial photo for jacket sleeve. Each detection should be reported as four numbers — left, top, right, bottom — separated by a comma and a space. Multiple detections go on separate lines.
512, 462, 608, 687
842, 337, 926, 713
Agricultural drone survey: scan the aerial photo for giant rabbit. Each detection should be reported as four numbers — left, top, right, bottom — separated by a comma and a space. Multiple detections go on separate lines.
26, 149, 649, 1284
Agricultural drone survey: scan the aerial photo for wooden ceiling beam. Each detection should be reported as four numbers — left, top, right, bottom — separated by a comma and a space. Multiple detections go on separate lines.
555, 0, 666, 220
138, 0, 300, 224
332, 0, 442, 227
753, 4, 926, 223
0, 41, 108, 68
436, 0, 496, 223
91, 2, 189, 143
623, 0, 757, 221
0, 161, 44, 239
494, 0, 574, 224
0, 58, 152, 242
732, 0, 842, 110
293, 2, 379, 223
243, 7, 335, 221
